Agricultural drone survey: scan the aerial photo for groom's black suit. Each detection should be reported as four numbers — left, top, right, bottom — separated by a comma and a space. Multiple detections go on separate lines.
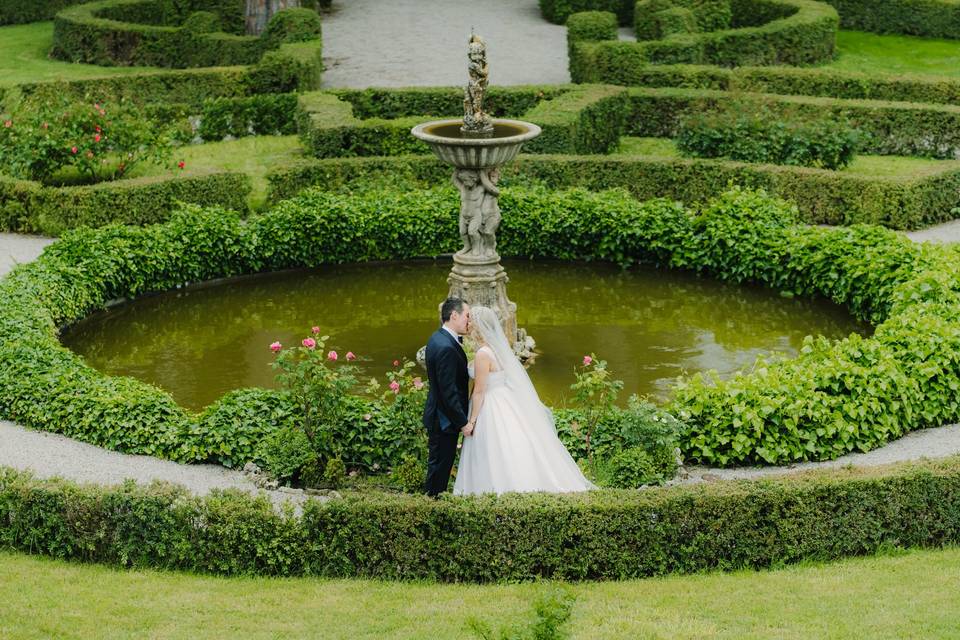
422, 327, 470, 496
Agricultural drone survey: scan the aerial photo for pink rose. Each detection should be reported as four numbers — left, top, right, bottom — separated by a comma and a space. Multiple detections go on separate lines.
413, 377, 424, 390
346, 351, 356, 361
389, 380, 401, 394
93, 133, 101, 143
95, 125, 101, 133
70, 146, 78, 154
362, 413, 372, 421
328, 351, 338, 361
583, 355, 593, 366
177, 161, 185, 169
269, 341, 282, 353
3, 120, 11, 128
392, 359, 400, 367
311, 326, 320, 335
302, 337, 316, 349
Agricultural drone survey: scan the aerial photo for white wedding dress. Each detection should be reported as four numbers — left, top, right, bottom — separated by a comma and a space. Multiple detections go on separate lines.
453, 346, 595, 495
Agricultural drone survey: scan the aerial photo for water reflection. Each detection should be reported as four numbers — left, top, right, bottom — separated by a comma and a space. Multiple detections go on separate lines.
62, 260, 871, 410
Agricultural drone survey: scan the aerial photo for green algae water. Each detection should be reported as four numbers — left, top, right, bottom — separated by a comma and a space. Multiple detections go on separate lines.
61, 260, 871, 411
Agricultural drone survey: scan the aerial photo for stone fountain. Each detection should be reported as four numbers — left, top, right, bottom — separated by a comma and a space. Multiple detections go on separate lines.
411, 34, 541, 358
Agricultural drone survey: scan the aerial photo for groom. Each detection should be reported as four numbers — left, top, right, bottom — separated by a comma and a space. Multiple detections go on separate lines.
422, 297, 472, 496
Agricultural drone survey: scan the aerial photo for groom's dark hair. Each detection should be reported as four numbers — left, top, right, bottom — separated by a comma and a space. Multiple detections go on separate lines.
441, 297, 465, 323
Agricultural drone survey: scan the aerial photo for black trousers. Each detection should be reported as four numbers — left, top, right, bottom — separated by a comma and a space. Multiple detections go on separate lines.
424, 428, 459, 496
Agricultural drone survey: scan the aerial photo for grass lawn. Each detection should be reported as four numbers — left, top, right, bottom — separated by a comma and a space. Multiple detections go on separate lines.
829, 30, 960, 79
2, 547, 960, 638
615, 137, 960, 178
135, 135, 306, 210
0, 22, 160, 88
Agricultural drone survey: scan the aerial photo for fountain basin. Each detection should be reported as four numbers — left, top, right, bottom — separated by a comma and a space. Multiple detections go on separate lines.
411, 118, 542, 168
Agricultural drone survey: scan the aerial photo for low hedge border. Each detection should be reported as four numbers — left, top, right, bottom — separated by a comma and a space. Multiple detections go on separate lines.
825, 0, 960, 39
3, 457, 960, 581
265, 154, 960, 230
50, 0, 321, 69
628, 86, 960, 159
296, 85, 631, 158
0, 170, 251, 235
568, 0, 838, 69
3, 185, 960, 470
0, 0, 94, 26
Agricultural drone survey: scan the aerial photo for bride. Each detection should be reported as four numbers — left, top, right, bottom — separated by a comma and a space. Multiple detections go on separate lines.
453, 306, 595, 495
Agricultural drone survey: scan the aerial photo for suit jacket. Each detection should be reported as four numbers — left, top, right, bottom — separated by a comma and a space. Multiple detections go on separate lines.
422, 328, 470, 434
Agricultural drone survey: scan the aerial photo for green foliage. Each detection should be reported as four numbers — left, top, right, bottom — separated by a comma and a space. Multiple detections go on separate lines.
46, 0, 321, 74
5, 185, 960, 471
539, 0, 635, 25
675, 104, 862, 169
569, 354, 623, 468
390, 454, 426, 494
296, 85, 630, 159
0, 171, 251, 235
824, 0, 960, 39
5, 458, 960, 581
468, 590, 576, 640
255, 425, 315, 483
595, 446, 661, 488
196, 93, 299, 141
265, 153, 960, 230
0, 98, 174, 184
322, 457, 346, 489
0, 0, 94, 25
567, 0, 838, 79
627, 86, 960, 160
261, 7, 322, 46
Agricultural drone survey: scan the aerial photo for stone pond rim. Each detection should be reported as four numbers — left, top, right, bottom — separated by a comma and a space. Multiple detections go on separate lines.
411, 118, 542, 169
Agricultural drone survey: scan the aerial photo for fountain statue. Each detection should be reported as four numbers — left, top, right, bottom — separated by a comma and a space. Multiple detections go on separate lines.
412, 34, 541, 358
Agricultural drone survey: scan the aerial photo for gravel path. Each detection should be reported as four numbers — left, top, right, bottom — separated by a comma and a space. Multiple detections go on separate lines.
320, 0, 570, 88
904, 219, 960, 244
0, 233, 54, 278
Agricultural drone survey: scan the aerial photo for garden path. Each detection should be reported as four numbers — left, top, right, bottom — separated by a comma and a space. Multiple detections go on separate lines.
4, 213, 960, 495
320, 0, 570, 88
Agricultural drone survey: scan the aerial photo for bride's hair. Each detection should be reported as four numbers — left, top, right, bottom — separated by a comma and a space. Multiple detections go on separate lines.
469, 306, 502, 348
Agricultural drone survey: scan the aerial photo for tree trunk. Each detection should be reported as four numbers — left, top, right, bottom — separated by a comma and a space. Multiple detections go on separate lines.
245, 0, 301, 36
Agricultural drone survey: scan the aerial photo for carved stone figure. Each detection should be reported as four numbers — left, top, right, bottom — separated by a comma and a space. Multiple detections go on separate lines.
479, 167, 501, 256
462, 34, 493, 134
452, 168, 501, 258
245, 0, 301, 36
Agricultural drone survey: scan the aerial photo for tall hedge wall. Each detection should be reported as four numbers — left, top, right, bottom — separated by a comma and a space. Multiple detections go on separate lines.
4, 458, 960, 581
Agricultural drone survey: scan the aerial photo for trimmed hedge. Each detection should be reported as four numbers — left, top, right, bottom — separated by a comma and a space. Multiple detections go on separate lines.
628, 87, 960, 159
3, 457, 960, 580
540, 0, 635, 25
51, 0, 322, 69
4, 185, 960, 470
296, 85, 631, 158
265, 154, 960, 230
0, 0, 94, 25
587, 63, 960, 107
0, 171, 251, 235
825, 0, 960, 39
569, 0, 838, 71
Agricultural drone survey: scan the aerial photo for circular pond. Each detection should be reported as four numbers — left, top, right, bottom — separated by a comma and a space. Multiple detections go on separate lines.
62, 260, 871, 411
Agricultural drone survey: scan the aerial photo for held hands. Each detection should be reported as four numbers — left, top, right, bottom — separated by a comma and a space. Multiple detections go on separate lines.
461, 420, 475, 437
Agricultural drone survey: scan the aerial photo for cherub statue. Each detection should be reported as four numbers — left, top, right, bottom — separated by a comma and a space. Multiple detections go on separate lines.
462, 33, 493, 134
479, 167, 501, 256
453, 169, 485, 256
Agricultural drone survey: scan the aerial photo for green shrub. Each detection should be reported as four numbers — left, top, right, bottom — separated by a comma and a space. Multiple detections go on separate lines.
539, 0, 635, 25
824, 0, 960, 39
597, 446, 661, 487
391, 455, 426, 494
0, 98, 174, 184
469, 590, 576, 639
568, 0, 837, 78
4, 458, 960, 581
675, 104, 861, 169
196, 93, 299, 141
322, 457, 346, 489
254, 425, 315, 484
261, 7, 322, 46
0, 0, 94, 25
567, 11, 620, 81
264, 153, 960, 230
627, 86, 960, 159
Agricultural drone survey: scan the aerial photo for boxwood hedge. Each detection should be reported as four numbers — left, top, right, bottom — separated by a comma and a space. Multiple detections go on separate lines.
2, 185, 960, 472
265, 154, 960, 230
3, 457, 960, 581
